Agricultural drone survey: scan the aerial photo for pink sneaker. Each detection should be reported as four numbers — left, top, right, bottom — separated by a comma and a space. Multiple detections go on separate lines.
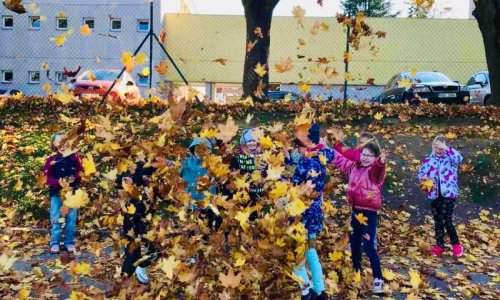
430, 245, 444, 256
452, 244, 464, 257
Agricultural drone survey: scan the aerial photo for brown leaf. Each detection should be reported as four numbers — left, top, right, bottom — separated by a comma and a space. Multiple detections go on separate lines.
213, 58, 227, 65
219, 268, 242, 288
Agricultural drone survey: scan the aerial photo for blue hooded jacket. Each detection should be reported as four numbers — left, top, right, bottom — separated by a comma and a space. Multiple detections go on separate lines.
181, 138, 216, 204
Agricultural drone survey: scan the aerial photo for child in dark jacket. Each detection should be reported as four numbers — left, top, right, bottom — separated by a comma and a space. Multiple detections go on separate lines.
42, 133, 83, 254
120, 162, 158, 284
333, 141, 386, 295
418, 134, 464, 257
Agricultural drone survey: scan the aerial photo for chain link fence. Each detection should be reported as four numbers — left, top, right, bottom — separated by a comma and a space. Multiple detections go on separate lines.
0, 1, 487, 103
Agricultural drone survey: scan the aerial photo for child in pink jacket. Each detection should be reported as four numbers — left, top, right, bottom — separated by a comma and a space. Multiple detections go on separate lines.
333, 141, 386, 295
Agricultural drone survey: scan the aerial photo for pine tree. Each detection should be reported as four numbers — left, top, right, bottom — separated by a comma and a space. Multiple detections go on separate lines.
341, 0, 394, 17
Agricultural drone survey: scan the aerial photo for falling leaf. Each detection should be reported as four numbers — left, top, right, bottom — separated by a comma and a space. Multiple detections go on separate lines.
410, 68, 418, 77
213, 58, 227, 65
52, 34, 67, 47
366, 78, 375, 85
375, 31, 387, 38
234, 210, 250, 230
42, 82, 52, 93
121, 51, 135, 73
136, 52, 148, 65
254, 63, 267, 77
245, 114, 254, 124
445, 132, 457, 140
292, 6, 306, 27
64, 189, 90, 209
200, 128, 218, 139
298, 82, 311, 93
329, 251, 343, 262
80, 24, 91, 36
374, 112, 384, 121
259, 136, 274, 149
82, 153, 97, 176
155, 60, 169, 75
219, 268, 242, 288
127, 204, 136, 215
398, 78, 413, 90
140, 67, 150, 77
275, 57, 294, 73
355, 213, 368, 225
216, 116, 239, 143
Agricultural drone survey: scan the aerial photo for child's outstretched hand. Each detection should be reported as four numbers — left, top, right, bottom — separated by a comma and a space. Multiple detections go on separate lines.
433, 139, 448, 151
328, 128, 346, 143
379, 151, 387, 164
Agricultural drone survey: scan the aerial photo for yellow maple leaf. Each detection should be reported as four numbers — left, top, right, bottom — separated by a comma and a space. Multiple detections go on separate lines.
219, 268, 242, 288
420, 178, 434, 192
12, 91, 23, 100
140, 67, 150, 77
127, 204, 136, 215
42, 82, 52, 94
298, 81, 311, 93
200, 128, 218, 139
383, 268, 397, 281
234, 210, 250, 230
355, 213, 368, 226
319, 154, 327, 165
445, 132, 457, 140
410, 68, 418, 77
80, 24, 91, 36
234, 258, 246, 267
82, 153, 96, 176
64, 189, 90, 209
136, 52, 148, 65
158, 255, 180, 280
328, 251, 343, 262
353, 270, 361, 282
73, 262, 92, 276
254, 63, 267, 77
374, 112, 384, 121
155, 60, 169, 75
121, 51, 135, 73
275, 57, 294, 73
18, 287, 30, 300
288, 198, 307, 217
398, 78, 413, 90
266, 165, 285, 181
343, 51, 351, 64
269, 181, 288, 199
0, 253, 17, 273
408, 268, 422, 289
259, 136, 274, 149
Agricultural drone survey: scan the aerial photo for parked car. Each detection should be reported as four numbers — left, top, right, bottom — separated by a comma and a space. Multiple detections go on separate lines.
373, 71, 470, 105
73, 69, 141, 102
0, 89, 22, 98
268, 91, 304, 102
466, 71, 490, 106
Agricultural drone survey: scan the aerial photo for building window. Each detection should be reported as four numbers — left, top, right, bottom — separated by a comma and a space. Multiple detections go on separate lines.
137, 19, 149, 32
110, 18, 121, 31
29, 71, 41, 84
29, 16, 41, 30
2, 71, 13, 83
83, 17, 94, 29
137, 74, 148, 86
2, 15, 13, 29
56, 17, 68, 30
55, 71, 67, 84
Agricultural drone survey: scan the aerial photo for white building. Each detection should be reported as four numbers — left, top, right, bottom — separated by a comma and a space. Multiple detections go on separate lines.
0, 0, 161, 96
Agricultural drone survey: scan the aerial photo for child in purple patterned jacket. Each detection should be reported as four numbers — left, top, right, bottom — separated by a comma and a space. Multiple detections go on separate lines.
418, 134, 464, 257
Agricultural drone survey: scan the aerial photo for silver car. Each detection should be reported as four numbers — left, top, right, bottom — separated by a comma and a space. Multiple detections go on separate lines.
466, 71, 491, 105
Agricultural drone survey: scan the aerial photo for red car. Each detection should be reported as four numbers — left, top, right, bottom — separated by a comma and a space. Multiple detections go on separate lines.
73, 69, 141, 103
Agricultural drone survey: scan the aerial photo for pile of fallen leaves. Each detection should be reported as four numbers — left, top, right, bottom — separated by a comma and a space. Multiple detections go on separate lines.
0, 95, 499, 299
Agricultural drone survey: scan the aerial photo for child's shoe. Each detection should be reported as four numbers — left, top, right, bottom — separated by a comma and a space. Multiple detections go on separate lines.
452, 244, 464, 257
66, 245, 76, 253
316, 291, 329, 300
135, 266, 149, 284
301, 288, 317, 300
50, 245, 60, 254
373, 278, 384, 295
430, 245, 444, 256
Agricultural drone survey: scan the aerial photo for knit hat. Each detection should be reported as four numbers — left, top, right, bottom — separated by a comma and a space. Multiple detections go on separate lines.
189, 137, 212, 155
240, 129, 256, 145
308, 124, 320, 144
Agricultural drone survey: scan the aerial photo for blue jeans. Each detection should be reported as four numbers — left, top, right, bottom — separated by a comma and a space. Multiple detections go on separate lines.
293, 233, 325, 294
50, 196, 77, 247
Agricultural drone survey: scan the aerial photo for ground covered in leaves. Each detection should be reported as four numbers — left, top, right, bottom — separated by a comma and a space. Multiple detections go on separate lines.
0, 97, 499, 299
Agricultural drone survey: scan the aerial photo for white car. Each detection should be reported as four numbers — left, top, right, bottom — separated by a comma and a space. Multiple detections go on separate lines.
466, 71, 491, 105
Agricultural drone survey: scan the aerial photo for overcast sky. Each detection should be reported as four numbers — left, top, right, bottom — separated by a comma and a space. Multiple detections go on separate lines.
162, 0, 473, 19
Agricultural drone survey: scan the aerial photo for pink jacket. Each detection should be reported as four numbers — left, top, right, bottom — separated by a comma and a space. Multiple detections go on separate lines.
333, 150, 386, 211
333, 142, 361, 163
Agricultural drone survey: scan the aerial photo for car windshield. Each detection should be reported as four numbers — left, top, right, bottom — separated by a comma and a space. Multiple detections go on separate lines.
401, 72, 453, 83
81, 70, 120, 81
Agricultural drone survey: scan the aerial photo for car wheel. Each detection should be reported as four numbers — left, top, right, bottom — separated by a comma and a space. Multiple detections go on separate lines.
483, 95, 490, 106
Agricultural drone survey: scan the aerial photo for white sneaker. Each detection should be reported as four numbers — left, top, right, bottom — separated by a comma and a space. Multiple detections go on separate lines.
50, 245, 60, 254
66, 245, 76, 253
135, 266, 149, 284
373, 278, 384, 294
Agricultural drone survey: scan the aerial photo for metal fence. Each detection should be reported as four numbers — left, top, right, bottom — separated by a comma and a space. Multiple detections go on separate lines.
0, 1, 488, 103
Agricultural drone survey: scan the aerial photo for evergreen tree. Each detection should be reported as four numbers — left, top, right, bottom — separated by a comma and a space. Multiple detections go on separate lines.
341, 0, 394, 17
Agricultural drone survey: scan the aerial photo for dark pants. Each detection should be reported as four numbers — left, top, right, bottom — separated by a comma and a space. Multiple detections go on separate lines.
350, 209, 382, 280
121, 199, 158, 276
431, 196, 459, 247
204, 208, 223, 232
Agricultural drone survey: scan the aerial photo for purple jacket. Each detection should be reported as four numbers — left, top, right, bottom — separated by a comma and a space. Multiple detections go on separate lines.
417, 146, 463, 200
42, 152, 83, 197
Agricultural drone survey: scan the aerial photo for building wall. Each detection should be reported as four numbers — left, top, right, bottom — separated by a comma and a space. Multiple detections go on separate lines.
0, 0, 161, 96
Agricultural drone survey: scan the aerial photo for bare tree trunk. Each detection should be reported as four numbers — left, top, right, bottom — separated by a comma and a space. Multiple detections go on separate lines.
473, 0, 500, 106
242, 0, 279, 102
